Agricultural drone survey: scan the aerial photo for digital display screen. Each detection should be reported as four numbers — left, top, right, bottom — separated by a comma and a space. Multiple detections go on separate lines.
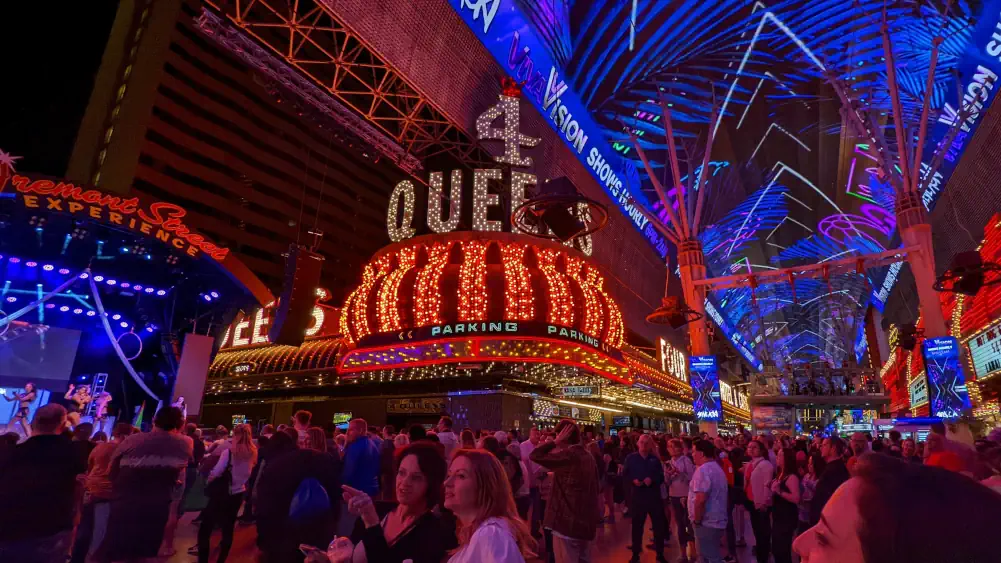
0, 325, 81, 386
921, 337, 971, 419
333, 412, 352, 430
690, 355, 722, 421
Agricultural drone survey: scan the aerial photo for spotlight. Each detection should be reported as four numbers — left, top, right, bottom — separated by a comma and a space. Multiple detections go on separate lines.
79, 273, 90, 279
42, 265, 54, 271
45, 304, 55, 309
94, 276, 104, 282
8, 258, 19, 264
133, 285, 143, 291
210, 291, 219, 298
106, 279, 117, 286
73, 308, 83, 315
112, 314, 121, 320
119, 321, 128, 328
58, 268, 69, 275
156, 290, 166, 296
145, 326, 154, 333
86, 311, 96, 317
145, 288, 155, 294
60, 306, 70, 312
25, 261, 37, 268
202, 294, 212, 302
5, 297, 16, 303
120, 282, 130, 289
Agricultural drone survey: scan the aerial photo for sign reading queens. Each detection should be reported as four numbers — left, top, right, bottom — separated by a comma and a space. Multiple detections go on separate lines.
384, 85, 595, 256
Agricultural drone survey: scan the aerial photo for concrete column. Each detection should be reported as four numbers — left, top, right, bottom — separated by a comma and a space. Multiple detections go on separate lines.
677, 238, 717, 436
897, 192, 947, 337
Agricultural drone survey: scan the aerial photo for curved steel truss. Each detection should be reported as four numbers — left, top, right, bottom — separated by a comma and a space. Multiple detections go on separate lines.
202, 0, 490, 170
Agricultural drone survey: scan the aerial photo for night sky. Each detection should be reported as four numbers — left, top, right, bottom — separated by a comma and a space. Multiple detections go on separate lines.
0, 2, 120, 176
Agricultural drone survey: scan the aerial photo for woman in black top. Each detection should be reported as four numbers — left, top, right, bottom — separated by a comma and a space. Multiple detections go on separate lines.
770, 447, 801, 563
333, 441, 456, 563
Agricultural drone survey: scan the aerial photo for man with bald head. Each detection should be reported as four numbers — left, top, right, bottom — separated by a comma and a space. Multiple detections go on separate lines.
623, 434, 668, 563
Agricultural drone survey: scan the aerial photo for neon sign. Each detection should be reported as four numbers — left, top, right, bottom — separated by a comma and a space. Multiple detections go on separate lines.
921, 336, 972, 418
4, 174, 229, 260
447, 0, 668, 258
966, 320, 1001, 380
690, 355, 722, 421
386, 93, 594, 255
220, 301, 335, 349
356, 321, 623, 361
658, 337, 687, 382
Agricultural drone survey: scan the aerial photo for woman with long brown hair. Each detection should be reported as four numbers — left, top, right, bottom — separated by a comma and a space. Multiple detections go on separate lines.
198, 423, 257, 563
445, 449, 535, 563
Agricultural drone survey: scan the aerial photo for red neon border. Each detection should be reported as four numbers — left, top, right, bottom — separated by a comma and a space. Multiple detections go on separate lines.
339, 335, 633, 385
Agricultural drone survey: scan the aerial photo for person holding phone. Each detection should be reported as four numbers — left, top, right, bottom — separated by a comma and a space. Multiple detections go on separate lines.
326, 442, 455, 563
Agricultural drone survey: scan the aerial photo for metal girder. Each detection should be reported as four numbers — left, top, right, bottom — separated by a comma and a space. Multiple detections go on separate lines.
693, 246, 921, 291
202, 0, 490, 171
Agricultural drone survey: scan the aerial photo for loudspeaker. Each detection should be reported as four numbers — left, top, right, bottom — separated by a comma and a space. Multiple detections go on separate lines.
540, 177, 584, 241
269, 245, 324, 346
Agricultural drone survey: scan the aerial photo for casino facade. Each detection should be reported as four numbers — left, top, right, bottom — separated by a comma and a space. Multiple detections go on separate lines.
1, 0, 762, 431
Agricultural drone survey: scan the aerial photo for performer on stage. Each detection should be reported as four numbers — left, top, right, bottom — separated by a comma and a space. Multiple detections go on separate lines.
64, 384, 92, 427
3, 382, 36, 437
94, 391, 113, 434
172, 396, 187, 422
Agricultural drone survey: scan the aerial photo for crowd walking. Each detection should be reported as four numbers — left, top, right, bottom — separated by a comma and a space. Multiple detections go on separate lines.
1, 407, 1001, 563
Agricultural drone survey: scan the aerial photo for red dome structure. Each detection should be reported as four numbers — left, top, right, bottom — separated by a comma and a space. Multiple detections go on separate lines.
339, 232, 625, 349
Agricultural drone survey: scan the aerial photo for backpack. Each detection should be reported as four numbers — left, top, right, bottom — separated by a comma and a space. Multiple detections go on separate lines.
288, 477, 331, 521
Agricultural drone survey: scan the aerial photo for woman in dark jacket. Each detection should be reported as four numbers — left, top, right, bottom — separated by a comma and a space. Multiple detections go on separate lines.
333, 442, 456, 563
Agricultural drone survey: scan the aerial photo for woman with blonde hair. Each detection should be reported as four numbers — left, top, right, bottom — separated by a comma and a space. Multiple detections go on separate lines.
198, 423, 257, 563
445, 449, 534, 563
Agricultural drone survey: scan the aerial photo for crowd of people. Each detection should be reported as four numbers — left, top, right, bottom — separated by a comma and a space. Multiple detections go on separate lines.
1, 405, 1001, 563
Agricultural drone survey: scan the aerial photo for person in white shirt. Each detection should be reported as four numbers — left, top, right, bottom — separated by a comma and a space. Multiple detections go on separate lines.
445, 449, 534, 563
199, 423, 257, 563
437, 415, 458, 461
667, 438, 696, 561
518, 427, 543, 537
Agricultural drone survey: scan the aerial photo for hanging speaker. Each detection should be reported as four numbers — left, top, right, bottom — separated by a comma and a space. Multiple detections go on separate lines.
269, 245, 324, 346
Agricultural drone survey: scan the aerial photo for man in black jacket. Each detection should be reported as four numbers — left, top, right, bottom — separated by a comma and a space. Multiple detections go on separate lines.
255, 433, 341, 562
809, 436, 850, 526
0, 404, 86, 562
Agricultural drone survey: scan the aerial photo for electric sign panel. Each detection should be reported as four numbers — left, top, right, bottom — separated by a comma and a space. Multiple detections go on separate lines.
921, 337, 971, 419
690, 355, 722, 421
